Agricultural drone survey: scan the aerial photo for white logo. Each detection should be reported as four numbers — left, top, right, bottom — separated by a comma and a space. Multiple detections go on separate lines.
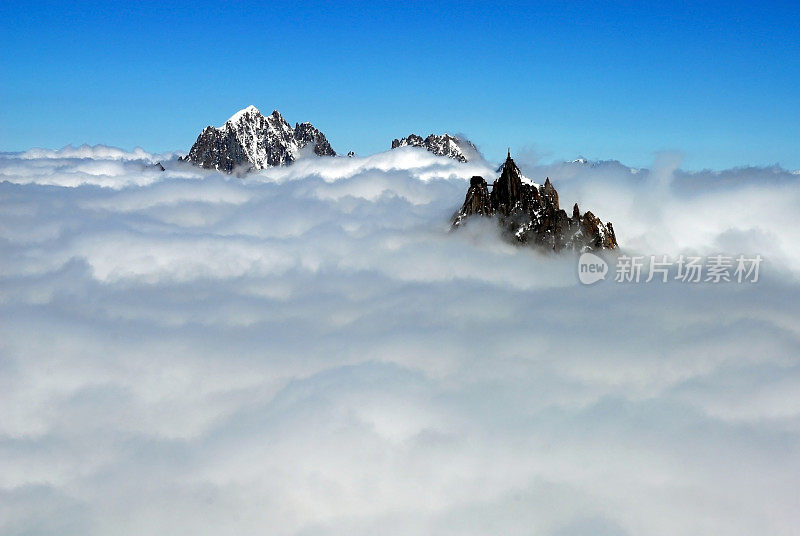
578, 252, 608, 285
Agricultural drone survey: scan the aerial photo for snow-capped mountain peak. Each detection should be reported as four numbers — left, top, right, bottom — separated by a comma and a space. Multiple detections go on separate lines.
184, 107, 336, 172
391, 133, 479, 162
222, 105, 262, 127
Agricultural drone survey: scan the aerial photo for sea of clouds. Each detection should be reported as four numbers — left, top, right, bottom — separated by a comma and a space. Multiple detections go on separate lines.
1, 145, 799, 535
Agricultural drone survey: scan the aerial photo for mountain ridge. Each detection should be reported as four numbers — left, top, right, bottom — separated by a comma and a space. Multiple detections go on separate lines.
182, 106, 335, 172
391, 133, 477, 162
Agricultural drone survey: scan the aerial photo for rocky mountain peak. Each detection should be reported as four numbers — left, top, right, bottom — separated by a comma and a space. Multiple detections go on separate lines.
183, 106, 335, 172
453, 154, 617, 251
222, 105, 262, 126
391, 133, 478, 162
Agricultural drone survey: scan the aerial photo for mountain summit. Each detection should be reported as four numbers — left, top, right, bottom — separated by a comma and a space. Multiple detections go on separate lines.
391, 133, 477, 162
453, 151, 617, 251
183, 106, 335, 172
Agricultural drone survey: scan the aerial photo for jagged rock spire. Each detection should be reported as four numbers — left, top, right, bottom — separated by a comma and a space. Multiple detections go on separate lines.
452, 154, 618, 251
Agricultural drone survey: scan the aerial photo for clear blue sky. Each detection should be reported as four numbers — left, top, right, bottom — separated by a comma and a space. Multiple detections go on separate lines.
1, 0, 798, 169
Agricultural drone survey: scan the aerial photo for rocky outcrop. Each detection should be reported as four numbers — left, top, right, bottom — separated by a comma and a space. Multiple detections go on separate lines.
293, 121, 335, 157
452, 151, 617, 251
460, 176, 492, 216
391, 133, 477, 162
182, 106, 335, 172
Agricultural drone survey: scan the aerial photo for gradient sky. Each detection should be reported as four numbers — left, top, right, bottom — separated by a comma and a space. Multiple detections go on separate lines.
1, 0, 798, 169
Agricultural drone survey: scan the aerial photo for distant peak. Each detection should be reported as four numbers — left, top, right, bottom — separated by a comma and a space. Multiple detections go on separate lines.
390, 133, 477, 162
224, 105, 261, 125
187, 107, 336, 172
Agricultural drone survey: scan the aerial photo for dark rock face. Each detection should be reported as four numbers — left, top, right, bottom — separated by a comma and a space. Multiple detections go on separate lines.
392, 134, 425, 149
293, 121, 335, 157
391, 133, 477, 162
461, 176, 492, 216
182, 106, 335, 172
453, 152, 618, 251
183, 127, 246, 172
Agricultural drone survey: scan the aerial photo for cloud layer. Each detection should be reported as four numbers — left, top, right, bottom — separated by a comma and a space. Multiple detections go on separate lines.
1, 146, 799, 535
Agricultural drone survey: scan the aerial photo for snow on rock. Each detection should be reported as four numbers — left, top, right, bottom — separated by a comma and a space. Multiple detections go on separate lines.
183, 106, 336, 172
391, 133, 478, 162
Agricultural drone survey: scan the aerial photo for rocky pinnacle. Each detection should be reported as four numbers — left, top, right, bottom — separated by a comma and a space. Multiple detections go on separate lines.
452, 153, 618, 251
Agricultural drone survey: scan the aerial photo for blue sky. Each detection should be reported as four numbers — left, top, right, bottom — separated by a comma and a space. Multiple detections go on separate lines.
1, 0, 798, 169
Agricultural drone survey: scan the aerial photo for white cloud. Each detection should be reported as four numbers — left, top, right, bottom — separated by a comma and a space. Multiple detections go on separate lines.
1, 147, 799, 535
17, 144, 178, 162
